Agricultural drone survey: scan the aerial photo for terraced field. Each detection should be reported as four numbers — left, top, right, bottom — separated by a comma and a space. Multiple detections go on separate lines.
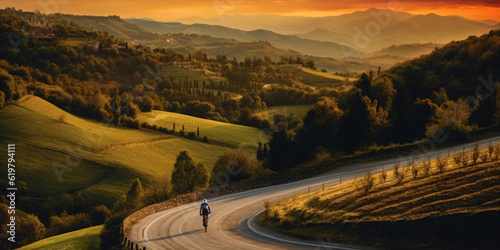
262, 147, 500, 248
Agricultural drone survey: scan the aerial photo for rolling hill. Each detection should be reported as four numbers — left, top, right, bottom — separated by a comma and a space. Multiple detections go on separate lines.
176, 9, 498, 52
371, 42, 442, 58
261, 148, 500, 249
18, 225, 103, 250
39, 12, 375, 72
136, 110, 268, 149
0, 96, 260, 206
279, 65, 356, 87
126, 19, 362, 58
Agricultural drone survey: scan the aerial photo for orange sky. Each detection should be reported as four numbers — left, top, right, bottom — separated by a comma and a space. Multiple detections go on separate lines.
2, 0, 499, 22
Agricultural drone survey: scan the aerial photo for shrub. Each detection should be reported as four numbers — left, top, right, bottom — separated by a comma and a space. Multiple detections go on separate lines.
361, 170, 375, 193
47, 211, 91, 236
480, 152, 489, 163
90, 205, 111, 225
393, 164, 404, 185
187, 132, 196, 139
16, 214, 46, 247
144, 175, 172, 205
472, 144, 480, 164
453, 153, 463, 166
211, 148, 264, 185
436, 157, 447, 173
411, 164, 419, 180
202, 136, 209, 143
158, 126, 169, 134
422, 157, 431, 177
493, 144, 500, 161
379, 171, 387, 184
100, 212, 128, 249
461, 153, 469, 167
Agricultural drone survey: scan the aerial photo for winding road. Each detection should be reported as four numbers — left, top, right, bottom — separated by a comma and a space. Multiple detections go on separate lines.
128, 136, 500, 249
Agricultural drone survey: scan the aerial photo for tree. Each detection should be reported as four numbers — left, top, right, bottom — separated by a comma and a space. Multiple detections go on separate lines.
0, 68, 15, 101
257, 143, 263, 161
0, 90, 5, 108
370, 77, 396, 109
17, 214, 46, 247
212, 148, 262, 183
171, 150, 209, 194
355, 72, 372, 97
144, 174, 172, 204
305, 60, 315, 69
90, 205, 111, 225
426, 98, 472, 142
267, 128, 294, 172
126, 178, 143, 205
296, 97, 343, 152
338, 89, 375, 152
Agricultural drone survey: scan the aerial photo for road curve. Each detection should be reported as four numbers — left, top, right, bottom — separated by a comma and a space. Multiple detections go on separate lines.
128, 136, 500, 249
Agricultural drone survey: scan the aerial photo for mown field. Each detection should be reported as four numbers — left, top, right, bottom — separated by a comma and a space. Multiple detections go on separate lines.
280, 65, 355, 88
163, 65, 225, 82
18, 225, 103, 250
0, 96, 259, 206
136, 110, 268, 148
261, 146, 500, 249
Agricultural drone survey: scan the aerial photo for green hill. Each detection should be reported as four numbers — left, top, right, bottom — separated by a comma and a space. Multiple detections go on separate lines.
0, 96, 250, 206
18, 225, 103, 250
280, 65, 355, 87
136, 110, 268, 148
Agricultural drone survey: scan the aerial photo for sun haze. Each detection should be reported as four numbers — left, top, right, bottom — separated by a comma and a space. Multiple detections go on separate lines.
2, 0, 499, 22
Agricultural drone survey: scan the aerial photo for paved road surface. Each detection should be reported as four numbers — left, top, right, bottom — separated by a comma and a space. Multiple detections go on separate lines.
128, 136, 500, 249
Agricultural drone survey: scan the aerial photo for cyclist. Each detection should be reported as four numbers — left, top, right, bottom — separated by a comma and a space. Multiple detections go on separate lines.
200, 199, 211, 227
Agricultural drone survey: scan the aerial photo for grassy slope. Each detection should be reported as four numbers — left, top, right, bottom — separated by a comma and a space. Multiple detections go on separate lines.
280, 65, 355, 87
256, 104, 312, 121
163, 65, 242, 99
136, 110, 268, 148
0, 96, 251, 205
262, 149, 500, 249
18, 225, 103, 250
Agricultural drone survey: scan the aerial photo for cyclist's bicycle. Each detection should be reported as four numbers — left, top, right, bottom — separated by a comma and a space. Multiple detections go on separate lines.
202, 214, 208, 232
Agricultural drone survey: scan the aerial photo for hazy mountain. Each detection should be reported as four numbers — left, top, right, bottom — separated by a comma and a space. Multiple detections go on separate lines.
176, 9, 497, 52
46, 14, 372, 72
371, 43, 442, 58
127, 19, 361, 58
61, 15, 164, 43
174, 14, 316, 33
474, 19, 499, 26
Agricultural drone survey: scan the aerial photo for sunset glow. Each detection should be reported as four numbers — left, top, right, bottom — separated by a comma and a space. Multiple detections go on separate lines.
2, 0, 499, 22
